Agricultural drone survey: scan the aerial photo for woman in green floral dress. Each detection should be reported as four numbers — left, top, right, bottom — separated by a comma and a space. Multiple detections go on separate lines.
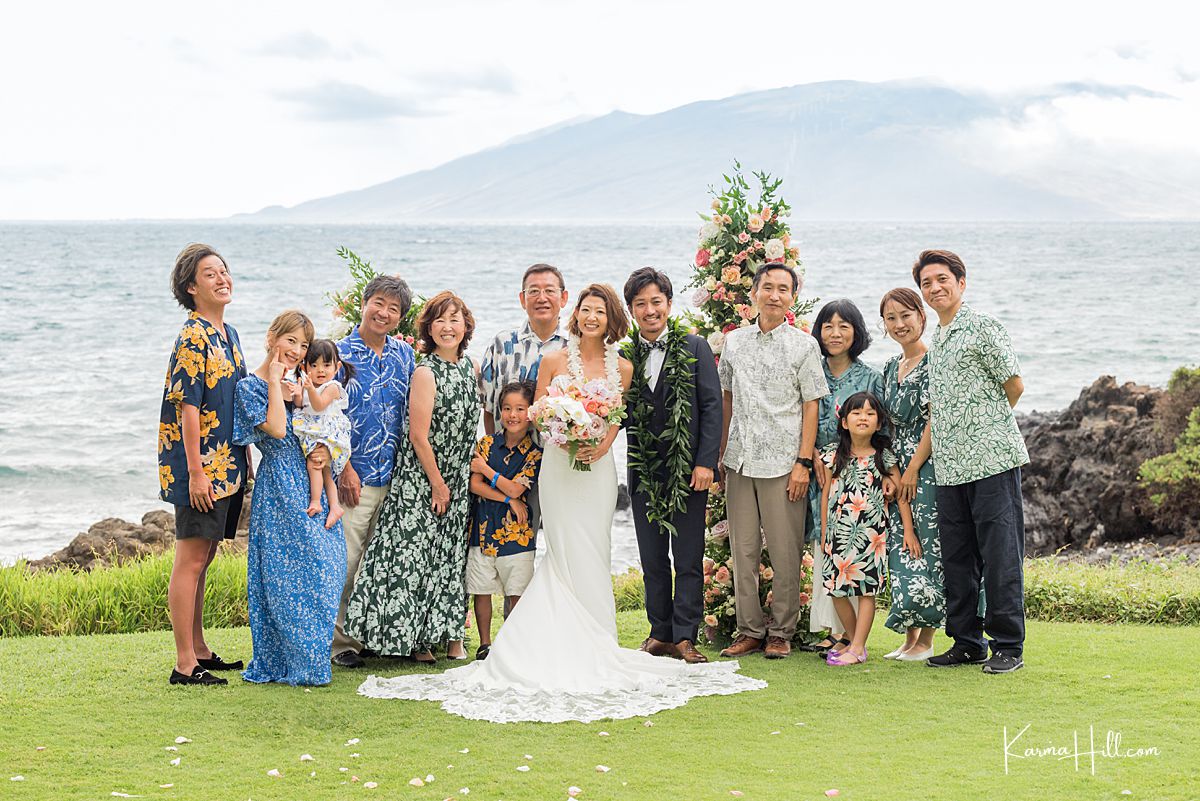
878, 288, 944, 661
345, 291, 481, 662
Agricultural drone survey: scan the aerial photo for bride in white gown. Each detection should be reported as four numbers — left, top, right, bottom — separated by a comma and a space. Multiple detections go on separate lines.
358, 284, 765, 723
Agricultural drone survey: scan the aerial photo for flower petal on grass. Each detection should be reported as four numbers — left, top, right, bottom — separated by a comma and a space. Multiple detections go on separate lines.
10, 776, 24, 782
364, 781, 378, 789
458, 748, 469, 754
165, 747, 178, 752
111, 792, 141, 798
35, 747, 46, 752
158, 785, 173, 790
350, 753, 361, 758
642, 721, 654, 728
169, 758, 181, 767
595, 765, 610, 773
730, 792, 743, 798
309, 771, 316, 778
459, 788, 470, 795
409, 777, 425, 787
597, 732, 609, 737
426, 774, 436, 782
174, 737, 191, 744
524, 754, 533, 760
516, 765, 530, 772
266, 769, 281, 778
568, 787, 582, 797
300, 754, 314, 762
346, 738, 361, 746
825, 790, 840, 797
770, 731, 780, 735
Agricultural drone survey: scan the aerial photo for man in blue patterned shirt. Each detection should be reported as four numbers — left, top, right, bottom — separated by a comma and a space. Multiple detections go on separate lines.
331, 275, 417, 668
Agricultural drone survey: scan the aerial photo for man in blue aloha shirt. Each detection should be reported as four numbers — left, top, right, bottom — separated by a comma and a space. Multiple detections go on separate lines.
331, 275, 417, 669
159, 243, 248, 687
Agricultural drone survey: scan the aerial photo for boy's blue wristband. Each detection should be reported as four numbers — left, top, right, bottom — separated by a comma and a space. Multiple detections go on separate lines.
504, 495, 511, 504
489, 472, 500, 489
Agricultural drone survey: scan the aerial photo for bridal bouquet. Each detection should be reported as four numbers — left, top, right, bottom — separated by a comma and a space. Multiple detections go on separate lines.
529, 375, 625, 472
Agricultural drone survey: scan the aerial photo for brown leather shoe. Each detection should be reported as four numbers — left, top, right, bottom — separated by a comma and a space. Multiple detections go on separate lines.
719, 635, 764, 657
640, 637, 676, 657
675, 640, 709, 663
764, 636, 791, 659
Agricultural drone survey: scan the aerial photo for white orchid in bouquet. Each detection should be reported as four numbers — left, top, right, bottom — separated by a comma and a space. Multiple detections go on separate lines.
529, 375, 625, 472
325, 246, 425, 349
686, 162, 818, 356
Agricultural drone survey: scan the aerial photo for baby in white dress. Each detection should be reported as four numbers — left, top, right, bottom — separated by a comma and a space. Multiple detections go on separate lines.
292, 339, 354, 529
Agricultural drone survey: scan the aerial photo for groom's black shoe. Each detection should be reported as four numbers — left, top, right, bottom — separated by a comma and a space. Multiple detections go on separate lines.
639, 637, 676, 657
332, 649, 366, 669
169, 666, 227, 686
197, 652, 244, 671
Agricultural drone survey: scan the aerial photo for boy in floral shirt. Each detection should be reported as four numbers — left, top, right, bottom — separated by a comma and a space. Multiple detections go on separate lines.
465, 381, 542, 660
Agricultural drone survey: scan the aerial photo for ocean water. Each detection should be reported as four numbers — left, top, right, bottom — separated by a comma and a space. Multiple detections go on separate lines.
1, 221, 1197, 566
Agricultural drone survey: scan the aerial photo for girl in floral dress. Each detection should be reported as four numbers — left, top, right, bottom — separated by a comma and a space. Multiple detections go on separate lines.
820, 391, 917, 666
345, 291, 481, 662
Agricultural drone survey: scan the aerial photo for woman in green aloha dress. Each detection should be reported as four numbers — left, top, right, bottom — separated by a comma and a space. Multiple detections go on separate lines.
345, 291, 481, 662
806, 300, 884, 653
878, 288, 945, 661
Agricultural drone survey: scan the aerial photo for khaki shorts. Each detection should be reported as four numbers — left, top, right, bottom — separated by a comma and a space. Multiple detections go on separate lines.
465, 548, 535, 597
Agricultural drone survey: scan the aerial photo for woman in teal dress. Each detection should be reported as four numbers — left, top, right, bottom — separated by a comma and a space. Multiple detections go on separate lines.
345, 291, 481, 662
877, 288, 946, 661
806, 299, 883, 654
233, 310, 347, 686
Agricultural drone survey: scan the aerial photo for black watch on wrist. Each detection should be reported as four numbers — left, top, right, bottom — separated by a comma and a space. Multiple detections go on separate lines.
796, 456, 814, 469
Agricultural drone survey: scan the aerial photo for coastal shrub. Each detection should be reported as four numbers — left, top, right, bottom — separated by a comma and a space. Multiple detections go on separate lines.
1140, 404, 1200, 538
0, 551, 248, 637
1154, 364, 1200, 445
4, 552, 1197, 638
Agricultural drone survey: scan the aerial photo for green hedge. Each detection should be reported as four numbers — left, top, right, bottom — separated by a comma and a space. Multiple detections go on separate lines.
2, 550, 1197, 638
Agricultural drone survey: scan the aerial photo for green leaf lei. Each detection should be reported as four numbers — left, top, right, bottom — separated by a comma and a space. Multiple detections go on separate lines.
620, 317, 698, 537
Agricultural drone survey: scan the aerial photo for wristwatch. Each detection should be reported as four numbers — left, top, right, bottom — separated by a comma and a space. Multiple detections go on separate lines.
795, 457, 814, 469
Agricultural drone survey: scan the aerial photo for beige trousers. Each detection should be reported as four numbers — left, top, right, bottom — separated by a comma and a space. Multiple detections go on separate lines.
331, 482, 390, 655
725, 469, 806, 639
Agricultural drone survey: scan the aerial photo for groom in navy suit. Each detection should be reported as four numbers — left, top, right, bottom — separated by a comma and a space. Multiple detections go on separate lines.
622, 268, 723, 663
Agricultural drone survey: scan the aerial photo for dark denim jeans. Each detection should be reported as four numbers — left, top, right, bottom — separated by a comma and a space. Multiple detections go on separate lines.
937, 467, 1026, 657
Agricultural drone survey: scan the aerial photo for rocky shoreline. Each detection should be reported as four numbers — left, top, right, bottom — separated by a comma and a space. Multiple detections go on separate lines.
26, 376, 1199, 572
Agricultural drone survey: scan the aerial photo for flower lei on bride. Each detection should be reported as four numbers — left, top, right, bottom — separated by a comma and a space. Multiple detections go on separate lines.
620, 316, 697, 537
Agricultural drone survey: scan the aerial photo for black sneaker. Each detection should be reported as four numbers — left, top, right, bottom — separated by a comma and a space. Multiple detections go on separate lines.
332, 649, 366, 668
982, 652, 1024, 674
925, 645, 988, 667
169, 666, 228, 686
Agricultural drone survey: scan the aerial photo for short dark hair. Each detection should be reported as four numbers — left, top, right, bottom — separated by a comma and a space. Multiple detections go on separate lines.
751, 262, 799, 294
813, 298, 872, 359
171, 243, 226, 311
498, 380, 535, 406
912, 249, 967, 285
622, 266, 673, 306
304, 338, 356, 384
362, 274, 413, 317
568, 283, 629, 344
416, 290, 475, 357
522, 263, 565, 291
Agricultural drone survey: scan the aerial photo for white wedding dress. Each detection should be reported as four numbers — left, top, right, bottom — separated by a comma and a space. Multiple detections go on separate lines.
357, 340, 766, 723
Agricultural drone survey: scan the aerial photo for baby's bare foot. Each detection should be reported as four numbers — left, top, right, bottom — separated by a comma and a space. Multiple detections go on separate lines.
325, 505, 344, 529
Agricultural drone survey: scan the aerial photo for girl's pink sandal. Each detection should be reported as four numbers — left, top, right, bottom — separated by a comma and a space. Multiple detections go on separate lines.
826, 648, 867, 666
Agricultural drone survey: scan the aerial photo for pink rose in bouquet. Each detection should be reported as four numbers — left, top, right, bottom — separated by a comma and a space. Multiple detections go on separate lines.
695, 248, 711, 267
528, 374, 625, 472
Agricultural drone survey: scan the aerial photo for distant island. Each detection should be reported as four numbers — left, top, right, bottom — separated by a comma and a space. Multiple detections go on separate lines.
236, 79, 1188, 223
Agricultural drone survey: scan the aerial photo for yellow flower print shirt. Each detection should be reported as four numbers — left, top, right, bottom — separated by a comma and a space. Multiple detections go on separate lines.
158, 313, 248, 505
470, 433, 542, 556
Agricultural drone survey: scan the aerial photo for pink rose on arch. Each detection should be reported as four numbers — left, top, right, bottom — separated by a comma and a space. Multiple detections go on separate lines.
754, 239, 764, 251
762, 207, 773, 222
747, 213, 764, 233
731, 250, 748, 265
737, 231, 750, 244
692, 287, 711, 306
695, 248, 711, 267
722, 266, 741, 284
785, 310, 796, 326
714, 565, 732, 587
710, 519, 730, 540
799, 592, 811, 606
712, 284, 727, 301
802, 551, 814, 569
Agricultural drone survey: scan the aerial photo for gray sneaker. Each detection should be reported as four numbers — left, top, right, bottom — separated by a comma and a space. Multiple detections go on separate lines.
982, 652, 1024, 674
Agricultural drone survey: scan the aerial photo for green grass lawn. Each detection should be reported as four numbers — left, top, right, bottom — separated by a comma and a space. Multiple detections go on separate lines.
1, 612, 1196, 801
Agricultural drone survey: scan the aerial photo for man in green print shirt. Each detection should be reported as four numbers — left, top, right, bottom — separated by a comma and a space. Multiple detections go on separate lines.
917, 249, 1029, 675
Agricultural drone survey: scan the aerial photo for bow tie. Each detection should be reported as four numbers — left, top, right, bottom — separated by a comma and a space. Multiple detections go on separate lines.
639, 339, 666, 354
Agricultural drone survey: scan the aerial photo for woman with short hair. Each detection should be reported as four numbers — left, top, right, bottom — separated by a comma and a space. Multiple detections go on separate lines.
345, 291, 482, 662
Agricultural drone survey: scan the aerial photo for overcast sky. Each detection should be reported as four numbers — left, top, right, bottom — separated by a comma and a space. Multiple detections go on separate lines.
2, 0, 1197, 219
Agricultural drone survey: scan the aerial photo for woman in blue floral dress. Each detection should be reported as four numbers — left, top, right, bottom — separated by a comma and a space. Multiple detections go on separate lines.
806, 299, 884, 654
345, 292, 481, 662
233, 310, 347, 686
